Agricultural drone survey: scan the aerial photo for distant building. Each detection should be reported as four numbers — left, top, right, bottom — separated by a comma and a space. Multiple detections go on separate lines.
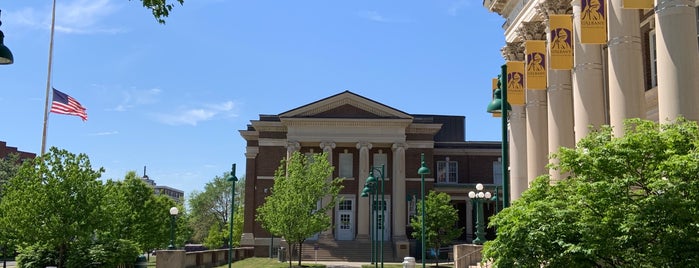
0, 141, 36, 161
141, 166, 184, 203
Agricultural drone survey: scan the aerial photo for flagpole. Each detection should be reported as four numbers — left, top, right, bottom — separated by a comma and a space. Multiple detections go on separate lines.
41, 0, 57, 156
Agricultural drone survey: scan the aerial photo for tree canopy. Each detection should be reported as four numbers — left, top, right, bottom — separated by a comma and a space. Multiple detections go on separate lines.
187, 172, 244, 249
256, 152, 343, 268
483, 118, 699, 267
133, 0, 185, 24
410, 191, 462, 267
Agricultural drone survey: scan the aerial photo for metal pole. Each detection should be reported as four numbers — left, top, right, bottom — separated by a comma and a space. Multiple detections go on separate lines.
380, 165, 385, 268
374, 181, 378, 268
168, 215, 175, 249
370, 189, 374, 265
421, 161, 426, 268
501, 64, 510, 208
228, 164, 237, 268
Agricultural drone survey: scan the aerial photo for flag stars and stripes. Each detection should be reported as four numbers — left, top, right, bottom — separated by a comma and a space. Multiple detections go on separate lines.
50, 88, 88, 121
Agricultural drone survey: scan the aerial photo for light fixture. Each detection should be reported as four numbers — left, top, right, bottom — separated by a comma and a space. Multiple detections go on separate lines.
0, 10, 14, 65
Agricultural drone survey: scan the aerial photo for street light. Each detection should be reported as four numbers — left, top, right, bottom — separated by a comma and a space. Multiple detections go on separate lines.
226, 164, 239, 268
362, 164, 385, 268
487, 64, 511, 209
361, 181, 375, 265
468, 183, 492, 245
0, 10, 14, 65
417, 153, 430, 268
168, 206, 179, 250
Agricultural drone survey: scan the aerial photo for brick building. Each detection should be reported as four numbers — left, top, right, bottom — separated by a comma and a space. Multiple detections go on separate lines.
239, 91, 501, 259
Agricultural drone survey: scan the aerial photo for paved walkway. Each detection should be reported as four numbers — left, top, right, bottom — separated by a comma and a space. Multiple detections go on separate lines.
312, 261, 405, 267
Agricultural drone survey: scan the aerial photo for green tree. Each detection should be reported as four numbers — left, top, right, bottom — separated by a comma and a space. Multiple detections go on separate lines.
187, 173, 244, 247
483, 118, 699, 267
0, 147, 105, 268
256, 152, 343, 268
133, 0, 185, 24
410, 191, 462, 268
0, 153, 22, 259
102, 171, 175, 255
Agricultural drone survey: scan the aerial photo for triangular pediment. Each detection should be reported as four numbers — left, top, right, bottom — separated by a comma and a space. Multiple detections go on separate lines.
279, 91, 412, 120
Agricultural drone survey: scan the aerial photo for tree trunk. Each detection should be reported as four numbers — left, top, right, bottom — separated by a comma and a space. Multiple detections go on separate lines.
297, 242, 303, 267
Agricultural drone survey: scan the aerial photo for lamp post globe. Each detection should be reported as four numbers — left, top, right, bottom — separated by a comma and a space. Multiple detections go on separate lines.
168, 206, 179, 250
469, 183, 491, 245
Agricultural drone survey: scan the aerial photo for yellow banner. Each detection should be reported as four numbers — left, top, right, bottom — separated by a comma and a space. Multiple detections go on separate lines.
622, 0, 653, 9
525, 40, 547, 90
549, 15, 574, 70
581, 0, 607, 44
506, 61, 525, 105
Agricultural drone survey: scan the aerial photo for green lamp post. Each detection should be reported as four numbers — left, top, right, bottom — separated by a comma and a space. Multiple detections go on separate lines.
487, 64, 511, 209
168, 206, 179, 250
361, 180, 375, 266
363, 165, 385, 268
468, 183, 492, 245
417, 153, 430, 268
0, 10, 13, 65
227, 164, 238, 268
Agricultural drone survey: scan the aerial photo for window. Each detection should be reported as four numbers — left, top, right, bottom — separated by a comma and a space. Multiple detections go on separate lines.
339, 152, 353, 178
436, 158, 458, 183
493, 159, 503, 186
373, 152, 388, 171
649, 29, 658, 88
407, 193, 417, 222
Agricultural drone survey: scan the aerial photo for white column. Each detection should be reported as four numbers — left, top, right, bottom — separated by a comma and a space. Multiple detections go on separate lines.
607, 0, 645, 136
572, 0, 607, 142
655, 0, 699, 122
547, 69, 575, 182
320, 141, 336, 239
509, 106, 528, 200
356, 141, 372, 240
526, 90, 549, 184
391, 143, 407, 240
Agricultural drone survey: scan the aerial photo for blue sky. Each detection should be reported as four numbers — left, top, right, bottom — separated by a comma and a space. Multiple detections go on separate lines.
1, 0, 506, 196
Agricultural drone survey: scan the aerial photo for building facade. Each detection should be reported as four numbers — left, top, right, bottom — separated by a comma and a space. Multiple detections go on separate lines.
483, 0, 699, 195
239, 91, 502, 258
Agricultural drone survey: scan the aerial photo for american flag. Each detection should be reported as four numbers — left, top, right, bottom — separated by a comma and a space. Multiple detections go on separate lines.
50, 88, 88, 121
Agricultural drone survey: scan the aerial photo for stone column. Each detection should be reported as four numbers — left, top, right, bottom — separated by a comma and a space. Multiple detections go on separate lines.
544, 2, 575, 182
571, 0, 607, 142
655, 0, 699, 122
356, 141, 372, 240
286, 141, 300, 160
391, 143, 407, 240
241, 147, 258, 247
501, 41, 528, 200
607, 0, 645, 136
320, 141, 336, 239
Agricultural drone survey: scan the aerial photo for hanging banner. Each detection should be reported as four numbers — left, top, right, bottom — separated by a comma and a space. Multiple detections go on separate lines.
506, 61, 525, 106
622, 0, 653, 9
549, 14, 574, 70
581, 0, 607, 44
525, 40, 547, 89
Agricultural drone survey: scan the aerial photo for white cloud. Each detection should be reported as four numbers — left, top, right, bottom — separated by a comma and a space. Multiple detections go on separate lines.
6, 0, 124, 34
154, 101, 238, 126
90, 131, 119, 136
359, 11, 389, 22
112, 88, 162, 111
448, 0, 471, 16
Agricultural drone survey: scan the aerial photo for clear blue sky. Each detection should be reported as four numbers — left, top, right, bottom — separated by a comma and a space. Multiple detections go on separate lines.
1, 0, 506, 196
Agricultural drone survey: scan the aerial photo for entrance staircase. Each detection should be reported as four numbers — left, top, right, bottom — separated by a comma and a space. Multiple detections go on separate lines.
296, 239, 394, 262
